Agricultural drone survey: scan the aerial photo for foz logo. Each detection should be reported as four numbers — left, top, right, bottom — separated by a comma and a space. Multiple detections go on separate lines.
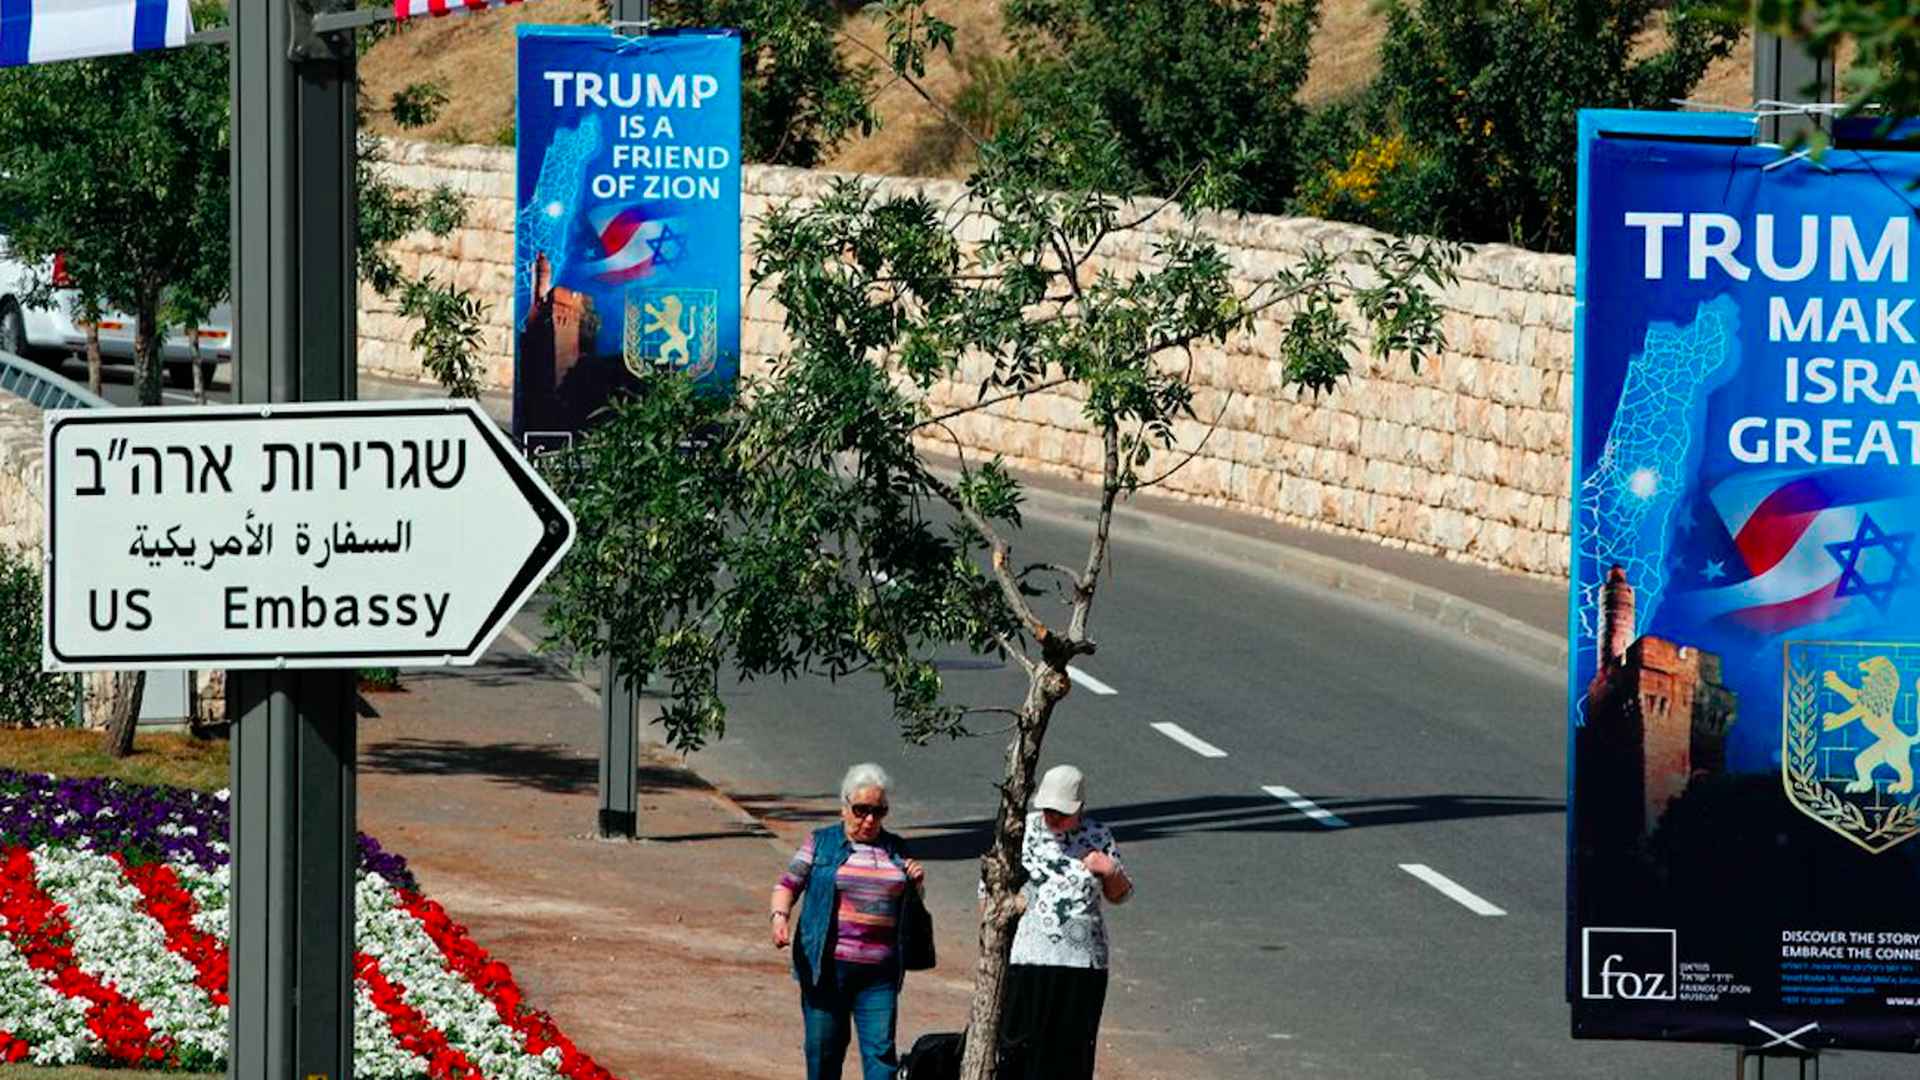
1582, 927, 1677, 1000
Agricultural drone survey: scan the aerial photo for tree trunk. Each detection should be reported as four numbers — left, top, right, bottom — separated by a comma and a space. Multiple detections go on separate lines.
959, 664, 1072, 1080
134, 292, 162, 406
190, 328, 206, 404
84, 313, 101, 396
101, 670, 146, 758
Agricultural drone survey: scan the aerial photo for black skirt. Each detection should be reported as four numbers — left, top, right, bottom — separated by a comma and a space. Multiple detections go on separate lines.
998, 964, 1110, 1080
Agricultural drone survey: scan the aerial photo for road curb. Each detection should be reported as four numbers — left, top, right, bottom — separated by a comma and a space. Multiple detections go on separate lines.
1004, 478, 1570, 673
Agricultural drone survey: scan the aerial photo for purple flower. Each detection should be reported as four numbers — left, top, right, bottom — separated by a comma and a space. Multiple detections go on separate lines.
0, 768, 417, 887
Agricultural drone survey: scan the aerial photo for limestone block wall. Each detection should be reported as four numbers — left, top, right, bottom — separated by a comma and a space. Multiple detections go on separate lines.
358, 140, 1577, 580
0, 397, 45, 562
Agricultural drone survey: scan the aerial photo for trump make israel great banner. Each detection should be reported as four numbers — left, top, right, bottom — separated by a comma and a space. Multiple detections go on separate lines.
513, 25, 740, 443
1571, 110, 1920, 1051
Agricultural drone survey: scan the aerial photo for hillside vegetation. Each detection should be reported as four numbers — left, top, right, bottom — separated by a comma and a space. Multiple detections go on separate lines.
359, 0, 1759, 182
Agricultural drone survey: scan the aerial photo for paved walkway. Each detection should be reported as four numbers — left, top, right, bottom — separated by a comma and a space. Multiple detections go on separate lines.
352, 416, 1570, 1080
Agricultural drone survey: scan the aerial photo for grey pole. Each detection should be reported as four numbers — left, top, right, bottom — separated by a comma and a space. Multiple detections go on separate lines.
1754, 29, 1834, 146
597, 0, 651, 841
227, 1, 360, 1077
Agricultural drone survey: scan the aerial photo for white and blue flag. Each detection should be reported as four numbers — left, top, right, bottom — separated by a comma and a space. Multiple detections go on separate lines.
0, 0, 192, 68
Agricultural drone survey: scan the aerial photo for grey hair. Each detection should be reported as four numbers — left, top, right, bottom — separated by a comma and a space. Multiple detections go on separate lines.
840, 762, 892, 803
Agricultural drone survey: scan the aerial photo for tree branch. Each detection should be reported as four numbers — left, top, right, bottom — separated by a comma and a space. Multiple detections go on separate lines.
912, 428, 1052, 644
1069, 420, 1122, 644
1135, 390, 1234, 491
840, 32, 987, 154
912, 375, 1072, 431
1018, 562, 1085, 590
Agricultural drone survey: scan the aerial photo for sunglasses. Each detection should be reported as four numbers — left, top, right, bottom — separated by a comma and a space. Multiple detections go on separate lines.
848, 803, 889, 819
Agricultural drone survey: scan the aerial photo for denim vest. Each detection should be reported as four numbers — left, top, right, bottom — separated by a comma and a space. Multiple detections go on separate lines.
792, 823, 916, 987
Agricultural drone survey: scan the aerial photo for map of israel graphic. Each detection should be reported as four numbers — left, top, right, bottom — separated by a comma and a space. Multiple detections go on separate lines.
1577, 296, 1742, 677
515, 114, 603, 325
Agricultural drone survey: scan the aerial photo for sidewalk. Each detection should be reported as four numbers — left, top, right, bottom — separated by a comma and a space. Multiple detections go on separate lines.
355, 644, 1208, 1080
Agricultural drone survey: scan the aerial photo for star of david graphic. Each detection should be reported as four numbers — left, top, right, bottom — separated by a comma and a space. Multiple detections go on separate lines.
1825, 514, 1917, 612
646, 225, 683, 270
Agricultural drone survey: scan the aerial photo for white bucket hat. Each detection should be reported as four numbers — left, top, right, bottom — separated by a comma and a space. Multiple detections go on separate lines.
1032, 764, 1085, 815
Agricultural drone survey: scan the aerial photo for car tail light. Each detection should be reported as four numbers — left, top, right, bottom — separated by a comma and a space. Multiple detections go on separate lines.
51, 252, 71, 289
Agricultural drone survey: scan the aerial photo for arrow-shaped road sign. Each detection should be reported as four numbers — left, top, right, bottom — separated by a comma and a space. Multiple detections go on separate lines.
42, 399, 575, 670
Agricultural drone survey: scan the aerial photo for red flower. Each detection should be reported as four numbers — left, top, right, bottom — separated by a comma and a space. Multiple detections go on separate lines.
357, 952, 485, 1080
0, 848, 170, 1067
115, 855, 232, 1006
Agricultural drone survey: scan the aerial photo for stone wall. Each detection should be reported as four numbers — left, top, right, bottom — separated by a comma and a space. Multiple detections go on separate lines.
0, 397, 45, 563
358, 140, 1576, 580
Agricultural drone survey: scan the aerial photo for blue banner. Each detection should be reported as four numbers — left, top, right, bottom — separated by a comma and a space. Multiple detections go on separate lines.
513, 25, 741, 443
1572, 110, 1920, 1050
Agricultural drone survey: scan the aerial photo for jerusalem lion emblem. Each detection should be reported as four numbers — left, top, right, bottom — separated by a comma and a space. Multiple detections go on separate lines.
622, 287, 719, 382
1784, 642, 1920, 853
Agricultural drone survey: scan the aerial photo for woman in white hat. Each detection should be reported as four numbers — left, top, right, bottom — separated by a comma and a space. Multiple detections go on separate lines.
999, 763, 1133, 1080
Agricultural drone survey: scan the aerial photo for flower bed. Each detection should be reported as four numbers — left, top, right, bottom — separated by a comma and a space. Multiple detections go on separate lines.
0, 768, 618, 1079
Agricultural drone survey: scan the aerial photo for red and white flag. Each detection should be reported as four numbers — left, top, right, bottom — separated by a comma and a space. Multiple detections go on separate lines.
393, 0, 526, 19
578, 203, 680, 284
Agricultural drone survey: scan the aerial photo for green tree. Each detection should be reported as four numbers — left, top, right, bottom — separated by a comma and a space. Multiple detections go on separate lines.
542, 7, 1457, 1076
1304, 0, 1739, 253
628, 0, 878, 166
0, 14, 229, 407
991, 0, 1318, 214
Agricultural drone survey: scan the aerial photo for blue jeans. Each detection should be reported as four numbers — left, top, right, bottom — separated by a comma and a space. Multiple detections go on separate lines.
801, 959, 899, 1080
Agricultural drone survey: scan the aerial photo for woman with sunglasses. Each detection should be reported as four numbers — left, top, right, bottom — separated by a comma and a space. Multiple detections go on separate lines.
771, 762, 927, 1080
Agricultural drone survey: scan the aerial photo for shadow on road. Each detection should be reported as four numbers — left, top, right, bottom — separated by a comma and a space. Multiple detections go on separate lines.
900, 791, 1565, 861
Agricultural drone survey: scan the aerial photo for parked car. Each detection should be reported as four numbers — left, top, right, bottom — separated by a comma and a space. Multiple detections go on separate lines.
0, 235, 231, 388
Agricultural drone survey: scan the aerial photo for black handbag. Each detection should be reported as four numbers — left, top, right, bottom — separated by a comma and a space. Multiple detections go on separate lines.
902, 884, 936, 970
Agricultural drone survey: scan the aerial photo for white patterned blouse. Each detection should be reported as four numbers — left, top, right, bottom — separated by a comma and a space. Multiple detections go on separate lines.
1008, 811, 1128, 969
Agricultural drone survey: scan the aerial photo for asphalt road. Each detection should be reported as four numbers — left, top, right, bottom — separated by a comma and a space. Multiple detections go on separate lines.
56, 357, 1913, 1077
650, 509, 1915, 1080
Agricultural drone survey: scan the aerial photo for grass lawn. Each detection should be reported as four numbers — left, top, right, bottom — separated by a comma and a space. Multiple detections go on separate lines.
0, 729, 228, 792
0, 1060, 198, 1068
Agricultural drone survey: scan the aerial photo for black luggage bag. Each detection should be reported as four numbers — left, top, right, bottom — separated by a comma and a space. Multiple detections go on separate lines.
900, 1031, 964, 1080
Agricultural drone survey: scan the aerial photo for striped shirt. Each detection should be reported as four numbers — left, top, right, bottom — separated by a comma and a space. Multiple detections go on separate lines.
780, 835, 907, 966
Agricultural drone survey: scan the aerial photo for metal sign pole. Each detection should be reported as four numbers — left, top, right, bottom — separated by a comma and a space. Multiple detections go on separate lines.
227, 1, 359, 1077
1754, 29, 1834, 145
596, 0, 650, 840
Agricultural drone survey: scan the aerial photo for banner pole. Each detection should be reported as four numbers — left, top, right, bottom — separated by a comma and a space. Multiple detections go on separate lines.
595, 0, 652, 841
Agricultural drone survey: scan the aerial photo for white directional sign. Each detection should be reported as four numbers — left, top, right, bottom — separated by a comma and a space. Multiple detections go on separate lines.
42, 400, 575, 670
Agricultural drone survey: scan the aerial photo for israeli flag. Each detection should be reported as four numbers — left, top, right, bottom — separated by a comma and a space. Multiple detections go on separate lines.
0, 0, 193, 68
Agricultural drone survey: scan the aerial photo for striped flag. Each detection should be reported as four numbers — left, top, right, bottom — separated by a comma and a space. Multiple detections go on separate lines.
1670, 467, 1920, 637
0, 0, 192, 67
578, 203, 679, 284
393, 0, 525, 18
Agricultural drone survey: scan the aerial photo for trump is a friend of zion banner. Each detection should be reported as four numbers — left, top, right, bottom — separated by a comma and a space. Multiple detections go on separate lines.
1571, 110, 1920, 1051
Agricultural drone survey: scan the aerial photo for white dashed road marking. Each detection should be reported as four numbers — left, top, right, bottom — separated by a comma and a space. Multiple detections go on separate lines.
1065, 666, 1117, 695
1151, 721, 1227, 758
1262, 784, 1348, 828
1399, 863, 1506, 917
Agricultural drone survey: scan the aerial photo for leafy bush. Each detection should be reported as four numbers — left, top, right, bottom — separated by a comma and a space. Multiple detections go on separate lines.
0, 549, 74, 728
990, 0, 1318, 212
1301, 0, 1739, 252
